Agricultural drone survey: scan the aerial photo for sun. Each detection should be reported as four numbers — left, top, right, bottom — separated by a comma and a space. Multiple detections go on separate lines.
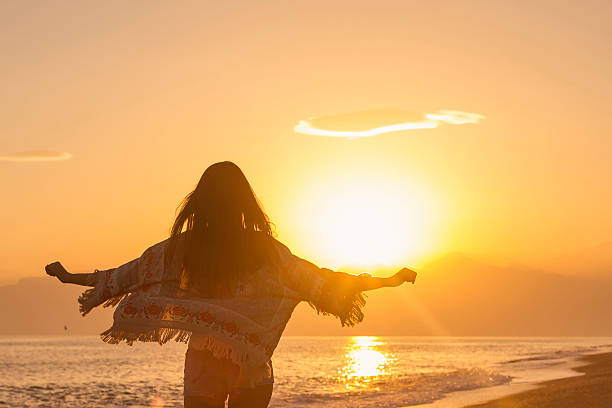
297, 174, 438, 269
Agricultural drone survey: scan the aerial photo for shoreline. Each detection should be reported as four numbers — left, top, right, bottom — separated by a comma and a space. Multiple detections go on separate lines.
459, 351, 612, 408
411, 350, 612, 408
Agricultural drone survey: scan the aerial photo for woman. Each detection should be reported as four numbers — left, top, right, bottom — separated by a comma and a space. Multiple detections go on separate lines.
46, 161, 417, 408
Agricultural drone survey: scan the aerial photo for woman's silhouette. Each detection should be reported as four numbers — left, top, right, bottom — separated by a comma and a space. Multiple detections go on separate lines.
46, 161, 416, 408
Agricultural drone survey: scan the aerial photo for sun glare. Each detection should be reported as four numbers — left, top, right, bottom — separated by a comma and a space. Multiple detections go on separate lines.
340, 336, 392, 389
297, 174, 439, 269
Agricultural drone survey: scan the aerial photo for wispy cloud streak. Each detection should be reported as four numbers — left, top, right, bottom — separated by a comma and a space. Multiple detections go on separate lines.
0, 150, 72, 162
295, 109, 485, 139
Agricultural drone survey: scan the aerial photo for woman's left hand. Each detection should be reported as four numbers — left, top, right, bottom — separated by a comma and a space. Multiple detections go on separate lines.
393, 267, 417, 285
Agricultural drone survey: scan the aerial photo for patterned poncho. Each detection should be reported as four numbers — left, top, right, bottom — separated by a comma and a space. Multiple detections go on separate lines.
78, 235, 365, 386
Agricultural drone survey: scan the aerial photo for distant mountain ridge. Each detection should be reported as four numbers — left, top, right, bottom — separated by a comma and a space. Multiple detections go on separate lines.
0, 277, 114, 335
547, 241, 612, 276
288, 252, 612, 336
2, 253, 611, 336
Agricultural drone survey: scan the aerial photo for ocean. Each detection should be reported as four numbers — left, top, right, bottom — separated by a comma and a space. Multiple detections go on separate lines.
1, 336, 611, 407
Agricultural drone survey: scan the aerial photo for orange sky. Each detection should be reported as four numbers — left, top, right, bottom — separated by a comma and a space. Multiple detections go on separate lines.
1, 1, 611, 285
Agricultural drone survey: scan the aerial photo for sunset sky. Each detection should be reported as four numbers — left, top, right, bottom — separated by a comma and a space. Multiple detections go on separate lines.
1, 1, 611, 285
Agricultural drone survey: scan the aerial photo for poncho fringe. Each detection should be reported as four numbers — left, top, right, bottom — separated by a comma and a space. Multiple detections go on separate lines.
308, 291, 366, 327
100, 324, 258, 370
101, 325, 192, 346
79, 289, 128, 316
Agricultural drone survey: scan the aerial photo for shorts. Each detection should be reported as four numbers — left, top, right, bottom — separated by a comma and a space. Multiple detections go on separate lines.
184, 347, 274, 400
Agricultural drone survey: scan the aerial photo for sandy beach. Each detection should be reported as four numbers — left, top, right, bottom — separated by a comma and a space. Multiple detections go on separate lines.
463, 352, 612, 408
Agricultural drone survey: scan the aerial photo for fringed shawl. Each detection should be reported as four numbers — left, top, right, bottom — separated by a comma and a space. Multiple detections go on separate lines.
78, 235, 365, 386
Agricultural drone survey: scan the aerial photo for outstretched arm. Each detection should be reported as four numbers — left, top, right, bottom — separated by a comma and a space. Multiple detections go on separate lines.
45, 239, 168, 316
45, 262, 96, 287
333, 267, 417, 292
272, 238, 417, 326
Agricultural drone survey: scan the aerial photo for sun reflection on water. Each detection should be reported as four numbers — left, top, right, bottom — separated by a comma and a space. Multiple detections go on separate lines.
339, 336, 393, 390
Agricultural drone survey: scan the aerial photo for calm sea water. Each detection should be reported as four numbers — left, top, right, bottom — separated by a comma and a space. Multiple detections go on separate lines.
1, 336, 611, 407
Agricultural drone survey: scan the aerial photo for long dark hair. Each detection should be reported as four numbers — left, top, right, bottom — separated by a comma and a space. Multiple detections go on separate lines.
165, 161, 278, 297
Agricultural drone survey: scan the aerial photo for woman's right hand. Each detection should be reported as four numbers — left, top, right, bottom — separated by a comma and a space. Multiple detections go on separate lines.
45, 261, 70, 283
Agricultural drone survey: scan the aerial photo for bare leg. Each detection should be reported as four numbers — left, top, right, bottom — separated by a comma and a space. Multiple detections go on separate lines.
184, 395, 225, 408
228, 384, 273, 408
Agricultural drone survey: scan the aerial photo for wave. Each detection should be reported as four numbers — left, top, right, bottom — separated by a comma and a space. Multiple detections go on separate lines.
501, 344, 612, 365
276, 367, 511, 408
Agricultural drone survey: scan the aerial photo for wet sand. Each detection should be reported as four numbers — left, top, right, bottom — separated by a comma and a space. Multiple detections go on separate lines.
463, 352, 612, 408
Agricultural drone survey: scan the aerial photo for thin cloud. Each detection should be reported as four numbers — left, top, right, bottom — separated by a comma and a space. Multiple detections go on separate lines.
294, 109, 485, 139
0, 150, 72, 162
425, 110, 485, 125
